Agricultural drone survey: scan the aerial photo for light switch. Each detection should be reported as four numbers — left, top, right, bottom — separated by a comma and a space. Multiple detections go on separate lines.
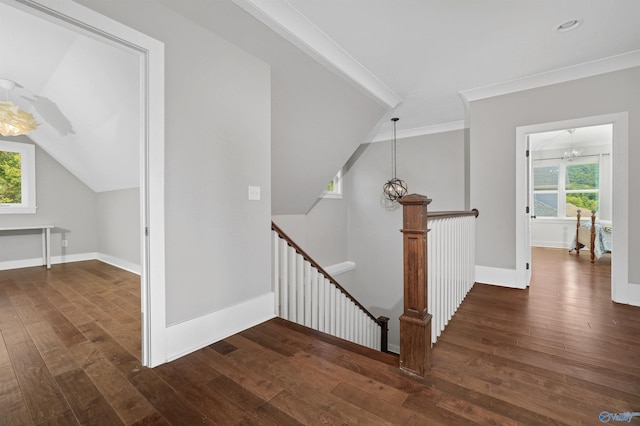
248, 185, 261, 200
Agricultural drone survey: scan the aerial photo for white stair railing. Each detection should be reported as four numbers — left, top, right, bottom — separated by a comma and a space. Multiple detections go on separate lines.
272, 222, 388, 352
427, 210, 478, 344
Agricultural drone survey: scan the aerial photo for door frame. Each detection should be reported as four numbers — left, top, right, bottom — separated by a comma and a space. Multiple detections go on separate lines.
515, 113, 629, 302
6, 0, 167, 366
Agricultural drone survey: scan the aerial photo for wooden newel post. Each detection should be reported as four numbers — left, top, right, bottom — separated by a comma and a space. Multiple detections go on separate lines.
377, 316, 389, 353
398, 194, 432, 378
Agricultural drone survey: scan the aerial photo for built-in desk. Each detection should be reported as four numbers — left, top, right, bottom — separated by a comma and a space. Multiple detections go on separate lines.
0, 225, 54, 269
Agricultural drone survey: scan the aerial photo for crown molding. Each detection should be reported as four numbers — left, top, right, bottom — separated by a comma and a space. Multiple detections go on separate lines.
372, 120, 466, 143
232, 0, 402, 109
459, 49, 640, 104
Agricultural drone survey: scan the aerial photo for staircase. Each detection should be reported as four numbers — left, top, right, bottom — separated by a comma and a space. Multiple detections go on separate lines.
271, 222, 388, 352
272, 196, 478, 375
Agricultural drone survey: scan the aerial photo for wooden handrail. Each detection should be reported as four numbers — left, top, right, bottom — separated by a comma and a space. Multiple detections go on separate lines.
271, 221, 390, 349
428, 208, 479, 220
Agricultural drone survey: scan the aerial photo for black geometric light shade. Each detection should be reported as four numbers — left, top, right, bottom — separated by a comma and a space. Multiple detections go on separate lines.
383, 177, 408, 202
382, 117, 408, 202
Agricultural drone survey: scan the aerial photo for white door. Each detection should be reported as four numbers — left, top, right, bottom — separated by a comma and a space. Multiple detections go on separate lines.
524, 134, 533, 286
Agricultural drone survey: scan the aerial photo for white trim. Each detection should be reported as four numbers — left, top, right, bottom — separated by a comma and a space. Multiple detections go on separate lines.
232, 0, 402, 109
0, 140, 37, 214
372, 120, 466, 143
323, 261, 355, 276
56, 251, 98, 265
460, 50, 640, 104
320, 169, 342, 199
165, 293, 276, 362
516, 113, 629, 303
0, 251, 95, 271
0, 251, 142, 273
531, 241, 570, 249
319, 192, 342, 199
96, 253, 141, 275
0, 257, 48, 271
628, 284, 640, 307
387, 344, 399, 355
475, 265, 520, 289
10, 0, 166, 367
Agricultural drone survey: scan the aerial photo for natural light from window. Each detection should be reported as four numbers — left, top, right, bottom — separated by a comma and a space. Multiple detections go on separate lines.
321, 170, 342, 199
0, 140, 36, 214
530, 124, 611, 220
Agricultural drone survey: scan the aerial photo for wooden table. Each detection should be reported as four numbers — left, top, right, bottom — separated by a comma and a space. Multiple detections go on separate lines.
0, 225, 54, 268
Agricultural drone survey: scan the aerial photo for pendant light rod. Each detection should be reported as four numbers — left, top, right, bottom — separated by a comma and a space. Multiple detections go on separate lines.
391, 117, 398, 179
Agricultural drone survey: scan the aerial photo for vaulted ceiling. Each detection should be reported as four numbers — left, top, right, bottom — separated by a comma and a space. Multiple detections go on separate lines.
0, 1, 140, 193
3, 0, 639, 211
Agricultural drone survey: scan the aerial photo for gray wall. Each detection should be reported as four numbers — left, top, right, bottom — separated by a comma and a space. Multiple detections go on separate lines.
0, 144, 98, 262
76, 0, 273, 326
305, 197, 349, 267
150, 0, 388, 216
273, 194, 349, 268
96, 187, 140, 266
470, 66, 640, 285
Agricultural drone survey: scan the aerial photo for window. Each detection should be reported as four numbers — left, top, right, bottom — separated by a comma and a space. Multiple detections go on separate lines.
565, 162, 599, 216
0, 140, 36, 214
321, 170, 342, 199
533, 157, 599, 218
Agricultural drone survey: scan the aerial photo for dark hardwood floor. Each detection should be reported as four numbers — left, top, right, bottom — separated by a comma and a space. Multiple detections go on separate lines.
1, 248, 638, 425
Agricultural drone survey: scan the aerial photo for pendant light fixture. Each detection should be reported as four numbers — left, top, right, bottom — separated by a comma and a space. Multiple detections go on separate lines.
0, 78, 38, 137
382, 117, 408, 202
562, 128, 580, 161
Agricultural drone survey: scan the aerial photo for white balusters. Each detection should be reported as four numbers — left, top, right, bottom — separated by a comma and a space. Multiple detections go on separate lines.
427, 214, 476, 345
271, 229, 384, 351
311, 268, 319, 329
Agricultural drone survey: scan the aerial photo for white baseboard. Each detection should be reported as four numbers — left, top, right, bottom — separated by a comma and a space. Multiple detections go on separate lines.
0, 252, 97, 271
627, 283, 640, 307
0, 252, 141, 274
475, 265, 519, 288
0, 257, 46, 271
57, 252, 99, 264
165, 292, 276, 362
532, 241, 571, 249
96, 253, 141, 275
387, 343, 399, 354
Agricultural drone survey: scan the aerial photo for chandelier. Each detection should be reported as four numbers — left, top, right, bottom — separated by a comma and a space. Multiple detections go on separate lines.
0, 78, 38, 137
382, 117, 408, 202
562, 128, 580, 161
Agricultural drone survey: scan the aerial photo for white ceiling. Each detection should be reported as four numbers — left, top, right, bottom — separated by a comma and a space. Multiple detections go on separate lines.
530, 124, 612, 152
3, 0, 639, 202
0, 2, 140, 192
233, 0, 640, 138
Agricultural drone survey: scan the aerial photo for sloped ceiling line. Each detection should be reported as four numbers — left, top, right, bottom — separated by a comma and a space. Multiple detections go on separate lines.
232, 0, 403, 109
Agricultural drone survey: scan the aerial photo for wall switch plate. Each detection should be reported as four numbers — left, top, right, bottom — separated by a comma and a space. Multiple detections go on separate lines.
62, 239, 68, 247
248, 185, 261, 201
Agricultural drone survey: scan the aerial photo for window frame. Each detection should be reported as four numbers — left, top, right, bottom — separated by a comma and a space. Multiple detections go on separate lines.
0, 140, 37, 214
320, 170, 343, 199
532, 155, 600, 219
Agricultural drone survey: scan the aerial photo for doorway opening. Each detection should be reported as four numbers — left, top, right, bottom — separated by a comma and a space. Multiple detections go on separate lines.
528, 124, 613, 291
6, 0, 166, 366
515, 113, 629, 304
